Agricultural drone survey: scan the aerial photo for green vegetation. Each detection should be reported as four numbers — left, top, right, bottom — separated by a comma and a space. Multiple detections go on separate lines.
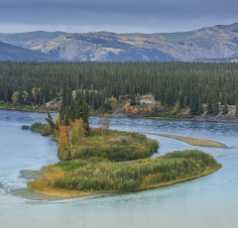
160, 134, 228, 148
29, 150, 221, 198
27, 94, 221, 198
59, 129, 158, 162
1, 62, 238, 116
59, 90, 90, 134
0, 101, 39, 112
54, 91, 158, 162
145, 108, 185, 119
30, 122, 158, 162
30, 122, 53, 136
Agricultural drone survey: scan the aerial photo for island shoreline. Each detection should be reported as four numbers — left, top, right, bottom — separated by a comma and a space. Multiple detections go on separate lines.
15, 108, 223, 200
27, 165, 221, 200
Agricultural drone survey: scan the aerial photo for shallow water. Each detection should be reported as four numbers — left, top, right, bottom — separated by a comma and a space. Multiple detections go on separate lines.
0, 110, 238, 228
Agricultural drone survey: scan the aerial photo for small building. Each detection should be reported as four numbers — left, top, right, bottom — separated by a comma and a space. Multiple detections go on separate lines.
139, 95, 156, 105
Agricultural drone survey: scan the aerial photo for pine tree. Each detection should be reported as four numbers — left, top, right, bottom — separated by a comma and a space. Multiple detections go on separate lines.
60, 91, 90, 135
223, 104, 229, 115
207, 103, 213, 115
213, 103, 220, 115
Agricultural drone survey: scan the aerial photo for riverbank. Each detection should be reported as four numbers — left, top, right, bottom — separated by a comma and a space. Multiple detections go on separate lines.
0, 103, 55, 113
145, 115, 238, 124
6, 102, 236, 125
0, 103, 238, 124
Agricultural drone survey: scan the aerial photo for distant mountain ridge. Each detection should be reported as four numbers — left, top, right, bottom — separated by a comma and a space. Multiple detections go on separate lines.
0, 41, 49, 61
1, 22, 238, 62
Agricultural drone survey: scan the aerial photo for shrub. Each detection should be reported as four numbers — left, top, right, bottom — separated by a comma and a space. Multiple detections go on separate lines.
31, 122, 52, 136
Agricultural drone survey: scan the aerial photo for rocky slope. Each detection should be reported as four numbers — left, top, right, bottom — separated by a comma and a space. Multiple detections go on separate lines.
1, 22, 238, 62
0, 41, 49, 61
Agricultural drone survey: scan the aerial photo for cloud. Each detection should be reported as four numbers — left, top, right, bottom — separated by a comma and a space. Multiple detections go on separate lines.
1, 0, 238, 15
0, 0, 238, 33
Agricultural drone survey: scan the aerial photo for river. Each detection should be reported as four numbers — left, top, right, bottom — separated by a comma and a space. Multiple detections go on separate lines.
0, 110, 237, 228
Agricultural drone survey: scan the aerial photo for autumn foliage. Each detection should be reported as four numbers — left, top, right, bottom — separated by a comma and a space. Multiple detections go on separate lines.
58, 124, 70, 160
70, 119, 86, 145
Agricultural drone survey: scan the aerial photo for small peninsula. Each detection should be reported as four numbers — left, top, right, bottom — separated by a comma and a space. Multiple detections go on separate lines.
27, 91, 221, 198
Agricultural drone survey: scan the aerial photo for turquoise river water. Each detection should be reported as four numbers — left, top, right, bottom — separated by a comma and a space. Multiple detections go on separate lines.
0, 110, 237, 228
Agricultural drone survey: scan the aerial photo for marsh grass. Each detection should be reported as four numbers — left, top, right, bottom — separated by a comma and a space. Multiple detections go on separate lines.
28, 122, 221, 198
0, 102, 38, 112
30, 123, 158, 161
29, 150, 221, 197
62, 129, 158, 161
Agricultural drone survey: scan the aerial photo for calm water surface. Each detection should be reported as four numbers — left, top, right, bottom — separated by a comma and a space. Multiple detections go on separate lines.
0, 110, 237, 228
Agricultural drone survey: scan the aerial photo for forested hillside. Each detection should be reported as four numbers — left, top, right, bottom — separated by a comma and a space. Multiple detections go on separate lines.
1, 62, 238, 115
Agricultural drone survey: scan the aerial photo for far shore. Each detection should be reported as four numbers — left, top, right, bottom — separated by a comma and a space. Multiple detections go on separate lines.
0, 104, 55, 114
145, 115, 238, 124
2, 105, 238, 124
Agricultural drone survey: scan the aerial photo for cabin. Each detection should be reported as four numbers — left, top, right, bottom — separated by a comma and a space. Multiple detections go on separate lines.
139, 95, 156, 105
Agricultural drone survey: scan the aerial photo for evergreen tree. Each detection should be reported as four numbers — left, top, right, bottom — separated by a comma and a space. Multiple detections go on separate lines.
207, 103, 213, 115
190, 96, 203, 115
1, 62, 238, 117
212, 103, 220, 116
60, 90, 90, 135
223, 104, 229, 115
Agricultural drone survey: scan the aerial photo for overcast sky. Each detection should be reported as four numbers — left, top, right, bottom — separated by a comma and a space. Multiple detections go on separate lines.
0, 0, 238, 33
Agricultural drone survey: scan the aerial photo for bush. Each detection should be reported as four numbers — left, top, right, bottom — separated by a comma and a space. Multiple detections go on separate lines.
31, 122, 52, 136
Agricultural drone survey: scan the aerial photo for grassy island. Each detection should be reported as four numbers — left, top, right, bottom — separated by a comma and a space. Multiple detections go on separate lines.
29, 123, 221, 198
27, 91, 221, 198
30, 122, 158, 162
28, 150, 221, 198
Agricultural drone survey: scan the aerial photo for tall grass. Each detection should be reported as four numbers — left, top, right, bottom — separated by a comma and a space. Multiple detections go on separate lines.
58, 129, 158, 162
31, 123, 53, 136
31, 150, 221, 193
29, 122, 221, 196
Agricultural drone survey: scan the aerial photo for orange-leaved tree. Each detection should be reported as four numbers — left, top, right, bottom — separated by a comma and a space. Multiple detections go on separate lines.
58, 124, 71, 160
70, 119, 86, 145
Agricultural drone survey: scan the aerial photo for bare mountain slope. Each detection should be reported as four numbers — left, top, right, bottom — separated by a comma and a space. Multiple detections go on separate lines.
1, 23, 238, 62
0, 41, 49, 61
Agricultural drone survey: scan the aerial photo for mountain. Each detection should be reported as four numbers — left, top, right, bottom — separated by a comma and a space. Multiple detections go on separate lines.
0, 41, 49, 61
0, 31, 174, 62
1, 22, 238, 62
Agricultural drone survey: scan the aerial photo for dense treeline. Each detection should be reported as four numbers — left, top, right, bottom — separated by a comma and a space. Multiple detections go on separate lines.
1, 62, 238, 114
